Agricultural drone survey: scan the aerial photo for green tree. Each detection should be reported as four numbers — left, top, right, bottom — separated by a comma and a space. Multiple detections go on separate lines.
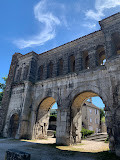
0, 77, 7, 105
100, 108, 105, 124
100, 108, 105, 118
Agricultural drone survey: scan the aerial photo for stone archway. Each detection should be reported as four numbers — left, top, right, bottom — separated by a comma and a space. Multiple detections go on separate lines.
8, 113, 19, 138
3, 108, 21, 138
32, 97, 58, 139
70, 91, 106, 144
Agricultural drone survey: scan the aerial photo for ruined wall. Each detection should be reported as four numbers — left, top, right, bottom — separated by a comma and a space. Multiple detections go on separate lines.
0, 53, 21, 135
1, 12, 120, 156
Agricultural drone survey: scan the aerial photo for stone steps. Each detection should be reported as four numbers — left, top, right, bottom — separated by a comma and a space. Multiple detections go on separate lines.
86, 133, 108, 142
47, 130, 55, 137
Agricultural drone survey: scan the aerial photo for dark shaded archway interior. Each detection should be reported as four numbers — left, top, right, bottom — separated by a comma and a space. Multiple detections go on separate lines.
9, 113, 19, 138
34, 97, 57, 139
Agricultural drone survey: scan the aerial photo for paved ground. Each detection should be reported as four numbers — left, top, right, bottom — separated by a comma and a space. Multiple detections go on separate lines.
0, 138, 119, 160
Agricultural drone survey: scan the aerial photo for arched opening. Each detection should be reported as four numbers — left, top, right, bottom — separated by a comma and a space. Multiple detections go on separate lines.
47, 62, 53, 78
37, 65, 43, 80
71, 91, 107, 145
83, 51, 89, 69
34, 97, 58, 140
57, 59, 63, 76
8, 113, 19, 138
111, 32, 120, 55
96, 45, 106, 65
48, 102, 58, 137
69, 55, 75, 72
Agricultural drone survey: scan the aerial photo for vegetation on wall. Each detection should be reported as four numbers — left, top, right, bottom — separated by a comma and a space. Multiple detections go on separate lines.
0, 77, 7, 105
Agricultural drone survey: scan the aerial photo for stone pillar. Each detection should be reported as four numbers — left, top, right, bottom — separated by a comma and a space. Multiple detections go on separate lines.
28, 58, 37, 83
70, 107, 82, 144
18, 82, 33, 139
63, 54, 69, 75
0, 53, 22, 136
89, 49, 97, 69
104, 34, 113, 59
52, 60, 58, 77
75, 50, 83, 72
105, 110, 115, 152
113, 107, 120, 156
56, 108, 71, 145
43, 62, 47, 80
29, 110, 36, 139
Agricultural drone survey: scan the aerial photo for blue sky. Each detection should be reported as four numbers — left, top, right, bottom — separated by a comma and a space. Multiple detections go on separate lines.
0, 0, 120, 108
52, 97, 105, 109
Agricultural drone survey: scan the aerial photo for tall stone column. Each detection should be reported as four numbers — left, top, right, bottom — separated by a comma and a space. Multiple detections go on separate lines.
63, 54, 69, 75
105, 110, 115, 152
89, 49, 97, 69
56, 108, 71, 145
0, 53, 22, 136
18, 81, 33, 139
52, 60, 58, 77
75, 50, 83, 72
43, 62, 47, 80
104, 34, 114, 59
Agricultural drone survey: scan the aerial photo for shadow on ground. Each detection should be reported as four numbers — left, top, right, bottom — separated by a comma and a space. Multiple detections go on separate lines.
22, 141, 120, 160
0, 138, 120, 160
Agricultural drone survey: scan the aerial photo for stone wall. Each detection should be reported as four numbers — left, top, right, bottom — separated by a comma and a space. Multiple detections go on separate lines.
1, 12, 120, 156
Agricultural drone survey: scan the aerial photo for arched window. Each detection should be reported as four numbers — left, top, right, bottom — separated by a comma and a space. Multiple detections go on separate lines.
69, 55, 75, 72
47, 62, 53, 78
37, 65, 43, 80
57, 59, 63, 76
111, 32, 120, 55
96, 45, 106, 65
85, 55, 89, 69
83, 51, 89, 69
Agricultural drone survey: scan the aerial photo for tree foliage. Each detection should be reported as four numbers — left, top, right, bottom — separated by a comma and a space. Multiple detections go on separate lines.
100, 108, 105, 124
100, 108, 105, 119
0, 77, 7, 105
81, 127, 94, 139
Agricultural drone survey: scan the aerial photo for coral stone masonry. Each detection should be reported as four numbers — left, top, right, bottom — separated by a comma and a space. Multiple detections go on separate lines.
1, 12, 120, 157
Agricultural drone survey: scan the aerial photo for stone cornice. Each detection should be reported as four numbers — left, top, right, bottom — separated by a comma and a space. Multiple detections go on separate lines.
16, 30, 103, 61
99, 12, 120, 29
18, 51, 38, 61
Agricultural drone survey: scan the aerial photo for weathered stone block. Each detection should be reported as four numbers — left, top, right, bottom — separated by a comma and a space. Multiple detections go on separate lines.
5, 149, 31, 160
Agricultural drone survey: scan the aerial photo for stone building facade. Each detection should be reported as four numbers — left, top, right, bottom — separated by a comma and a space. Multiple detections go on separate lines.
0, 12, 120, 156
82, 101, 100, 133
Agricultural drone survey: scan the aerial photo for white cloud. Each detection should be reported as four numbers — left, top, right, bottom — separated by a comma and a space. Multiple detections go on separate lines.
14, 0, 60, 49
83, 22, 96, 29
85, 0, 120, 21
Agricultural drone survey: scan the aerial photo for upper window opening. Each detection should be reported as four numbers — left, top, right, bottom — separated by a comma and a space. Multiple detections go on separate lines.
96, 45, 106, 66
83, 51, 89, 69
